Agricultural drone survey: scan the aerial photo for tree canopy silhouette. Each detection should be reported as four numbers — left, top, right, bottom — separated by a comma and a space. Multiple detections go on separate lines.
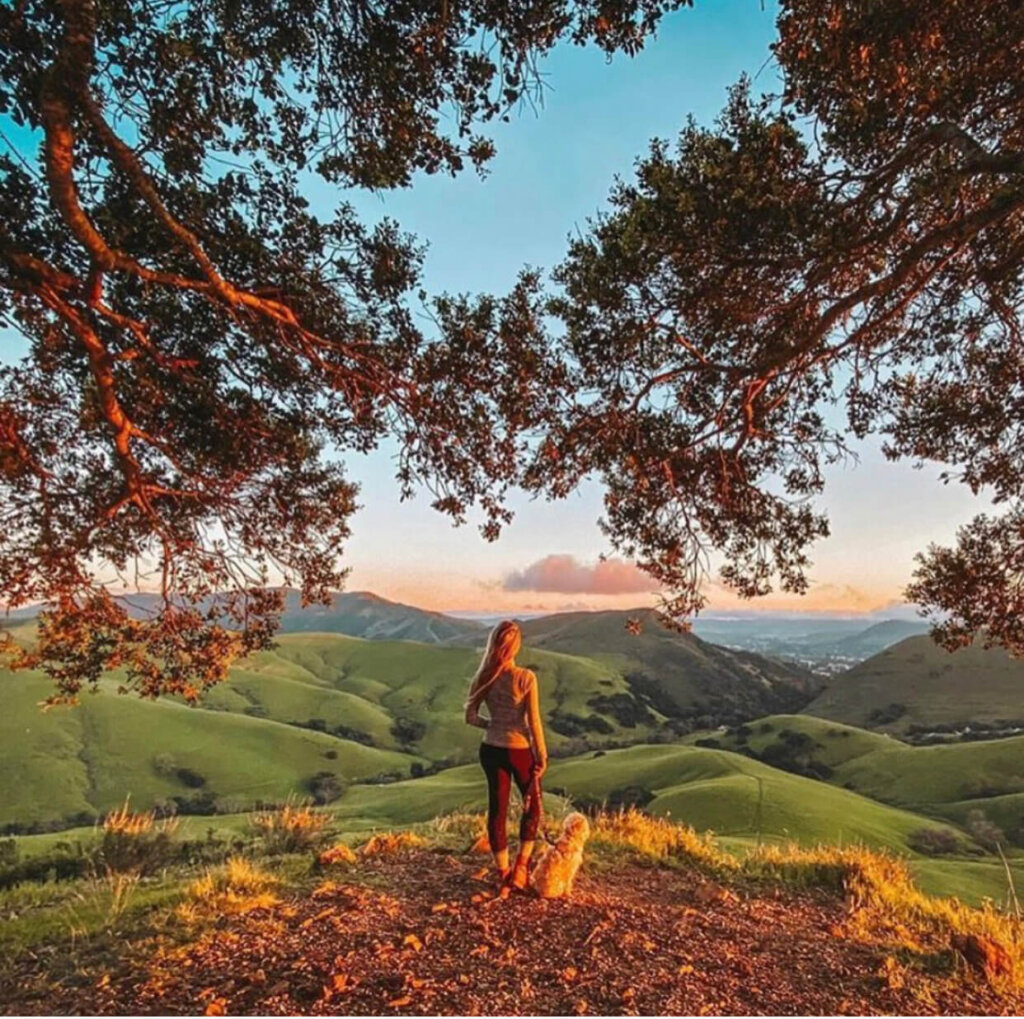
0, 0, 688, 700
527, 0, 1023, 653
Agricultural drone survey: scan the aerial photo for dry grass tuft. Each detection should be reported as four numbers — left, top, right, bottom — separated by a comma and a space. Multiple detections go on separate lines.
98, 798, 180, 873
591, 807, 737, 873
359, 831, 428, 857
250, 802, 328, 854
318, 842, 358, 866
178, 856, 279, 922
102, 801, 157, 836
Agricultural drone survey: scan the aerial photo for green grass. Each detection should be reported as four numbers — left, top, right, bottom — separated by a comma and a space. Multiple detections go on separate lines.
804, 634, 1024, 734
546, 743, 960, 853
831, 735, 1024, 808
709, 714, 899, 767
0, 669, 422, 825
909, 857, 1024, 908
2, 631, 656, 828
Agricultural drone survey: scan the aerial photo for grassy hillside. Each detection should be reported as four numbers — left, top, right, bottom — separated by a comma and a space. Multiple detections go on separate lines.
301, 742, 963, 854
704, 714, 1024, 846
517, 608, 823, 725
232, 632, 665, 761
0, 669, 422, 827
832, 736, 1024, 809
805, 635, 1024, 734
1, 631, 672, 828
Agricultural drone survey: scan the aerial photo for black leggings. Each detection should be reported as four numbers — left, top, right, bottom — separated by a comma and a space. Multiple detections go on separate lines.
479, 742, 540, 852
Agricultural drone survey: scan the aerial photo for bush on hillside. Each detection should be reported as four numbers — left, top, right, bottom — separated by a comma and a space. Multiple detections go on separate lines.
549, 711, 614, 737
965, 810, 1006, 852
587, 693, 655, 728
307, 771, 345, 805
176, 767, 207, 788
606, 785, 655, 810
907, 827, 961, 856
867, 703, 907, 726
391, 717, 428, 746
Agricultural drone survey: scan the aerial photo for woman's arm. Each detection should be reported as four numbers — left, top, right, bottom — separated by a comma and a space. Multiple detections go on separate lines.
525, 671, 548, 774
465, 688, 488, 729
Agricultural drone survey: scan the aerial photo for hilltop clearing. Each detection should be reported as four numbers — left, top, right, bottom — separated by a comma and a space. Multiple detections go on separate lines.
1, 817, 1020, 1017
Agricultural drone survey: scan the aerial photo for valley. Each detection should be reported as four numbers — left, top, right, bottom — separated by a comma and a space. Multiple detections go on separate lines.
2, 595, 1023, 910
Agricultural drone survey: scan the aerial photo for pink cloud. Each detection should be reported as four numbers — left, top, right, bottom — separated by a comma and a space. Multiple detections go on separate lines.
503, 555, 654, 596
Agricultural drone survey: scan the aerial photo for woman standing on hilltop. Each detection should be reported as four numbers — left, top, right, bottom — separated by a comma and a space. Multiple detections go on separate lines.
465, 619, 548, 891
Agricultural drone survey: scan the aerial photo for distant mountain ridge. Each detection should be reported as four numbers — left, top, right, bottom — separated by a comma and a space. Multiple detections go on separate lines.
5, 589, 487, 645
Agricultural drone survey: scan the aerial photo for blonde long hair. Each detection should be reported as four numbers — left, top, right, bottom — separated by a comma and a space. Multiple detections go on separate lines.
466, 620, 522, 710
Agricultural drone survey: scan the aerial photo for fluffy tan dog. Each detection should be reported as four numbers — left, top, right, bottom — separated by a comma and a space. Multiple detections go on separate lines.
529, 811, 590, 898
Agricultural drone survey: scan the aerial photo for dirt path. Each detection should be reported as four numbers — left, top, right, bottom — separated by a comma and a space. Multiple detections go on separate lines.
3, 850, 1018, 1015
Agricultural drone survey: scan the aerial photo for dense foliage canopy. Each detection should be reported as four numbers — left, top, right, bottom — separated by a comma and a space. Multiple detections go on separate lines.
2, 0, 1022, 701
0, 0, 686, 699
530, 0, 1023, 653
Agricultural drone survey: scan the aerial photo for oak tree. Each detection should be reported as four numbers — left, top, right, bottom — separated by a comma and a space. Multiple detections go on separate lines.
0, 0, 686, 699
531, 0, 1024, 651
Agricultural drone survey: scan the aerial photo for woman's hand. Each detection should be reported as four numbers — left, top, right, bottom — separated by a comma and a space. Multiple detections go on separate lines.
532, 756, 548, 779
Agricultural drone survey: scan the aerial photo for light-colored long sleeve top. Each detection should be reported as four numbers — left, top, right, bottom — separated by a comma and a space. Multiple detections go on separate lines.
466, 666, 547, 763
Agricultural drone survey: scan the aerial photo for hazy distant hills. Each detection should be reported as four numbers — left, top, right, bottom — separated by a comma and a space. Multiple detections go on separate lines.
817, 619, 932, 657
690, 615, 930, 670
6, 589, 486, 644
275, 590, 485, 643
804, 634, 1024, 735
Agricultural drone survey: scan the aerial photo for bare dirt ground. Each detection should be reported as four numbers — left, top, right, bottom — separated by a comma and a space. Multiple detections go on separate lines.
2, 849, 1019, 1016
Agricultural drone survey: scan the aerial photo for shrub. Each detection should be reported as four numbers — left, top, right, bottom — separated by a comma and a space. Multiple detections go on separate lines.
250, 803, 329, 854
391, 717, 427, 745
171, 789, 220, 815
98, 802, 179, 874
175, 767, 206, 788
966, 809, 1006, 852
907, 827, 961, 856
586, 693, 655, 728
606, 785, 654, 810
549, 711, 614, 737
867, 703, 907, 726
0, 838, 17, 867
694, 738, 722, 749
307, 771, 345, 805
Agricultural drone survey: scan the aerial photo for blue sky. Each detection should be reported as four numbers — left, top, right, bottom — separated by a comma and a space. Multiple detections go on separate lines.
324, 1, 992, 615
0, 0, 994, 615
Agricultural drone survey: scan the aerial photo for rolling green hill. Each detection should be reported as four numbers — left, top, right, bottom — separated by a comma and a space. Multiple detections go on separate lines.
707, 714, 1024, 845
1, 630, 674, 829
516, 608, 823, 725
218, 632, 667, 762
1, 668, 422, 827
804, 635, 1024, 735
321, 742, 963, 854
